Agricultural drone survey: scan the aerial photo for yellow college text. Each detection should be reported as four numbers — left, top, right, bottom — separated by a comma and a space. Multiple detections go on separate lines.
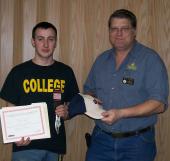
23, 79, 65, 93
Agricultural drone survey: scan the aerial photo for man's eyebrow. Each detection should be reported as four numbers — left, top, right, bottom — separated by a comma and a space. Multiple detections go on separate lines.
48, 36, 56, 38
35, 35, 44, 38
35, 36, 56, 38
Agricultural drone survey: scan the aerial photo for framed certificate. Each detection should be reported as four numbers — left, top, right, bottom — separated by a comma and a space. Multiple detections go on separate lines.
0, 102, 51, 143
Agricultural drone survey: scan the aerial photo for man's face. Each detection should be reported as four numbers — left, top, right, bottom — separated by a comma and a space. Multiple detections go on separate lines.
32, 28, 57, 59
109, 18, 136, 51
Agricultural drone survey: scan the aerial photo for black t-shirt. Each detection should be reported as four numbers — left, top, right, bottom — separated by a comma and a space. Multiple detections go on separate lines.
0, 60, 79, 154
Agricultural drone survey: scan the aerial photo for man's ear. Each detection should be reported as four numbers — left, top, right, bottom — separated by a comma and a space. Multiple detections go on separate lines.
31, 38, 35, 47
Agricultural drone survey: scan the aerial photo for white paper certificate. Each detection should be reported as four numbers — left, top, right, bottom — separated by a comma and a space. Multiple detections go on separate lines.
0, 102, 51, 143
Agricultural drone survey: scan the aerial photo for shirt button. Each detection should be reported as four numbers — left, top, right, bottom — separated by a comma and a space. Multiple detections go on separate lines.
111, 87, 115, 90
123, 79, 127, 84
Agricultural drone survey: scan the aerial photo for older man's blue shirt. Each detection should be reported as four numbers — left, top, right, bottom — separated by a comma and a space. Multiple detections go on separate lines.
84, 41, 169, 132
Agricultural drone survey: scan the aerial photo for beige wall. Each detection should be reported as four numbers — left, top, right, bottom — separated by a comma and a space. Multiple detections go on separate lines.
0, 0, 170, 161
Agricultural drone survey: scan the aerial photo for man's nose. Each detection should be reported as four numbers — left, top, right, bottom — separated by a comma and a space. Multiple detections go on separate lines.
116, 28, 123, 35
44, 40, 49, 47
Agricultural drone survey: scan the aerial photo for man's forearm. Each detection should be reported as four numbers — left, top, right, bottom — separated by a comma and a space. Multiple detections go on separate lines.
120, 100, 165, 119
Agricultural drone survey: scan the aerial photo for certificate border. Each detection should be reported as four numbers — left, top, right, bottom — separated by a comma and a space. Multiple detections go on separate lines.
1, 103, 50, 143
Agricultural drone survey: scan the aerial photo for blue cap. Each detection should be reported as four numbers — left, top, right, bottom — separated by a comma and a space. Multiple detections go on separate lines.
68, 93, 105, 119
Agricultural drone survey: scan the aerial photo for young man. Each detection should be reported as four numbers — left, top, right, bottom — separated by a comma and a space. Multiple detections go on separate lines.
84, 9, 169, 161
0, 22, 79, 161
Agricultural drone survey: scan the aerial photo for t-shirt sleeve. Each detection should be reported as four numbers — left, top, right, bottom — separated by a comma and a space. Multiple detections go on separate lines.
65, 68, 79, 101
0, 68, 20, 105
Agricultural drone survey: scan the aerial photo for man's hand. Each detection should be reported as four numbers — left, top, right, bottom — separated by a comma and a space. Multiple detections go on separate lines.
15, 137, 31, 146
55, 104, 68, 120
101, 109, 123, 125
93, 97, 102, 105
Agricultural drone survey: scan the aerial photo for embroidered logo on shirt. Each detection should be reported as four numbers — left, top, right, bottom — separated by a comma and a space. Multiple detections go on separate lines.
127, 63, 137, 71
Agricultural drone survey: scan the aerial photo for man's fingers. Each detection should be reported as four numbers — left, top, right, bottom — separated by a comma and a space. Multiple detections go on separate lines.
15, 137, 31, 146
